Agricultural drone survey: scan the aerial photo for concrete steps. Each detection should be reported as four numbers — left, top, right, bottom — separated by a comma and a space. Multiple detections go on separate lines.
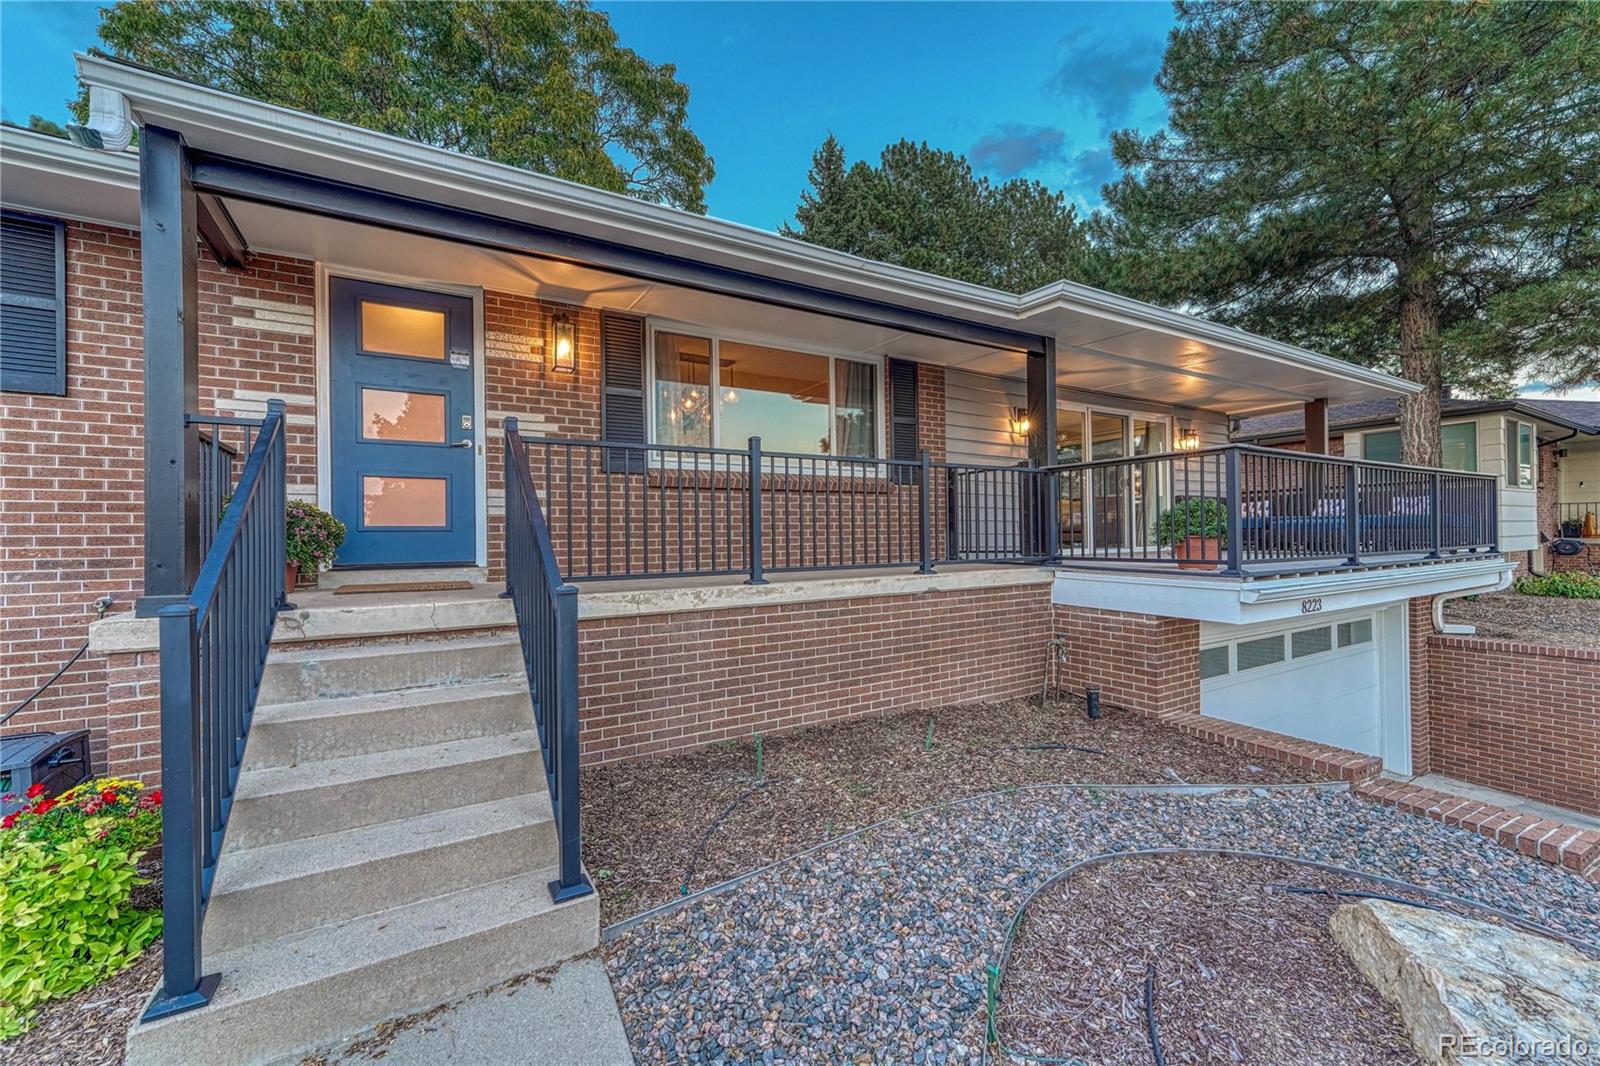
243, 678, 532, 769
204, 794, 558, 955
132, 868, 596, 1066
126, 631, 598, 1066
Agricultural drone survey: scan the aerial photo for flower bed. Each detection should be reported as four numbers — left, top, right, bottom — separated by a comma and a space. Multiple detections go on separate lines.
0, 779, 163, 1038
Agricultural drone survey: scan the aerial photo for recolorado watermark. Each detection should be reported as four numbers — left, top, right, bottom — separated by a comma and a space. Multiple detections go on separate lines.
1440, 1033, 1592, 1059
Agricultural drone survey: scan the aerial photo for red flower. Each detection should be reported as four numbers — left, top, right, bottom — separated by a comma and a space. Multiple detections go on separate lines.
26, 783, 46, 799
149, 790, 162, 806
1, 813, 16, 830
31, 798, 56, 815
101, 789, 119, 805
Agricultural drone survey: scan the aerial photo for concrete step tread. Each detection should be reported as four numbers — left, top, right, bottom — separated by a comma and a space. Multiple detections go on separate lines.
203, 868, 592, 1006
235, 731, 542, 800
250, 677, 529, 726
262, 632, 521, 668
213, 794, 554, 898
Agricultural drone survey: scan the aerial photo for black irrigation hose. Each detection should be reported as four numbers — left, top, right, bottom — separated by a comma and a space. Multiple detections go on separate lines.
980, 847, 1600, 1066
995, 743, 1109, 756
679, 780, 766, 896
1142, 962, 1166, 1066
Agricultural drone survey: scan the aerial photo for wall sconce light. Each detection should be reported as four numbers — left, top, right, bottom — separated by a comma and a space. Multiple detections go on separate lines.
548, 312, 577, 373
1175, 426, 1201, 451
1009, 407, 1033, 438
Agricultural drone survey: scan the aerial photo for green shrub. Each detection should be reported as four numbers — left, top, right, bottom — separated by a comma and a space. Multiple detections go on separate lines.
0, 838, 161, 1038
1155, 497, 1228, 547
1512, 571, 1600, 599
0, 778, 164, 1037
286, 499, 346, 572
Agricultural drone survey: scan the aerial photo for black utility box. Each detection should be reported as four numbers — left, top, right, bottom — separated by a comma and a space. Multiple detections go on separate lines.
1, 731, 93, 815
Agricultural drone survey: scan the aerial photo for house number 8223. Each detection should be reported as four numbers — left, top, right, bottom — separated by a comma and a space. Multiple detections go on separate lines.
1300, 597, 1323, 614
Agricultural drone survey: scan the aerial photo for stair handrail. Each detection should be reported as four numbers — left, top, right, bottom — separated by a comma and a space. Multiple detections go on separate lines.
144, 399, 289, 1022
502, 418, 593, 903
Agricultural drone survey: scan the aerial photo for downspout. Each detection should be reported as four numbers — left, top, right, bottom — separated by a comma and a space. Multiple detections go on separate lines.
1431, 568, 1513, 636
65, 86, 134, 153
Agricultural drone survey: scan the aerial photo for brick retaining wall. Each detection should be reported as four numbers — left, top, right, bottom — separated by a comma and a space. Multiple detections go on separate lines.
1426, 634, 1600, 817
577, 581, 1051, 764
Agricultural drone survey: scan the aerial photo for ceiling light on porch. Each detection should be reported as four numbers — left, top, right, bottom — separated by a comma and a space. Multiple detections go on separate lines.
548, 312, 577, 373
1009, 407, 1032, 438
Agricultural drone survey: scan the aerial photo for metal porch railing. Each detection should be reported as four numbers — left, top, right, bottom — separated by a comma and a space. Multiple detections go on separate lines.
519, 435, 1051, 583
1558, 500, 1599, 538
503, 420, 592, 903
1047, 444, 1499, 573
144, 400, 288, 1021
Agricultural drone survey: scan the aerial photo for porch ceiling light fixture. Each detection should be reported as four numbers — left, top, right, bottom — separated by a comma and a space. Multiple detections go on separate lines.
548, 312, 577, 373
1009, 407, 1032, 438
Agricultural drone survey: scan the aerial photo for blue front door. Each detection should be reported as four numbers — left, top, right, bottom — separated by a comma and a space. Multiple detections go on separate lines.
330, 277, 477, 566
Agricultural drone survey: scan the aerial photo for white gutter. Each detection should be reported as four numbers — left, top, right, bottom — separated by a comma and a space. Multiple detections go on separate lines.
73, 53, 1419, 402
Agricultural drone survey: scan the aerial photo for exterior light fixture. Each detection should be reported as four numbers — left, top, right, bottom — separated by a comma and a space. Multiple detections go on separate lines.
1175, 426, 1201, 451
1009, 407, 1033, 438
548, 312, 577, 373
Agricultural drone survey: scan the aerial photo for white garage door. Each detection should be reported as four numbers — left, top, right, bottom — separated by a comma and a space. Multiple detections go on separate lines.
1200, 609, 1404, 766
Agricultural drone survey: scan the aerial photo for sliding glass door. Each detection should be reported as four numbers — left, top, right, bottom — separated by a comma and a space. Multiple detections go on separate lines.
1058, 406, 1173, 555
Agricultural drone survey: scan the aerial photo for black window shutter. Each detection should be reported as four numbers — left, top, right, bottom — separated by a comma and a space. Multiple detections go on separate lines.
0, 212, 67, 396
888, 358, 919, 482
600, 310, 647, 472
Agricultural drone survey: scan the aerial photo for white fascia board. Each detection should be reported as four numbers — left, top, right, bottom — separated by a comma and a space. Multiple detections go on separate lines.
1052, 557, 1513, 626
0, 126, 139, 226
1017, 282, 1421, 400
73, 54, 1418, 402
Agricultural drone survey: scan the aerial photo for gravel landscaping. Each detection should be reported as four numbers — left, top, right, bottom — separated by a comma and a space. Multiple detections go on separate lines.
582, 698, 1321, 922
1444, 589, 1600, 649
997, 854, 1422, 1065
603, 787, 1600, 1064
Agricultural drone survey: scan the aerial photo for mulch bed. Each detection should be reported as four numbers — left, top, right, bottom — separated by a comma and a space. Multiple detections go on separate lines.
2, 859, 163, 1066
1444, 590, 1600, 650
582, 697, 1323, 924
994, 854, 1422, 1065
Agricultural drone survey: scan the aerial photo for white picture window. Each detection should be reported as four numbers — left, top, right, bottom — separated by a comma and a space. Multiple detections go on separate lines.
649, 327, 879, 457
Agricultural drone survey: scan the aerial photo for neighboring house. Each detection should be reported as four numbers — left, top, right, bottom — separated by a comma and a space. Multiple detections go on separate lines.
0, 56, 1521, 1064
1234, 397, 1600, 574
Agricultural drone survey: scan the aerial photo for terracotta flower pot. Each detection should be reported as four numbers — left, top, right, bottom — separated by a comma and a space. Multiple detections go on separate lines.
286, 561, 300, 591
1175, 535, 1222, 571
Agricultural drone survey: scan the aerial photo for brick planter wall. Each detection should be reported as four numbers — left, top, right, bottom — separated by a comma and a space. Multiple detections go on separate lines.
1426, 634, 1600, 816
577, 581, 1051, 764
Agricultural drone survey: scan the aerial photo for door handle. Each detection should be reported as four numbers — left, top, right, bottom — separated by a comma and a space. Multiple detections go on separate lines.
455, 439, 473, 448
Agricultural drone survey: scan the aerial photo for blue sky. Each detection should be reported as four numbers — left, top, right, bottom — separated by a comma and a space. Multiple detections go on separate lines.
0, 1, 1175, 230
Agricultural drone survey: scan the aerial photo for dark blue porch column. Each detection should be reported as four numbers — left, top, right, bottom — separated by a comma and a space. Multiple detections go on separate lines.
136, 126, 201, 616
1026, 338, 1060, 556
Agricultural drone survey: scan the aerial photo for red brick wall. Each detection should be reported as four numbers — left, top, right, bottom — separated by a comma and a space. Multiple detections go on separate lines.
1406, 596, 1434, 776
1426, 634, 1600, 816
1051, 605, 1200, 720
1550, 543, 1600, 574
577, 582, 1050, 763
1536, 442, 1559, 543
2, 220, 315, 771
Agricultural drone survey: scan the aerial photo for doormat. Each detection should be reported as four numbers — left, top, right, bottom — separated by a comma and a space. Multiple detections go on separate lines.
332, 580, 475, 595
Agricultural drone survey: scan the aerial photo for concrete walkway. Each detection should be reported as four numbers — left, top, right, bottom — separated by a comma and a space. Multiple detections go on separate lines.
278, 958, 633, 1065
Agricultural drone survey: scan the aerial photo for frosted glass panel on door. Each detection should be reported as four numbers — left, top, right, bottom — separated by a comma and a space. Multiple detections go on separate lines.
360, 301, 447, 360
362, 476, 448, 527
362, 389, 446, 443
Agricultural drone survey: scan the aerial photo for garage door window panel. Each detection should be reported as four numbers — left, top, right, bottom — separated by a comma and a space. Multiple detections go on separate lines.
1236, 635, 1285, 671
1199, 645, 1230, 680
1291, 627, 1333, 659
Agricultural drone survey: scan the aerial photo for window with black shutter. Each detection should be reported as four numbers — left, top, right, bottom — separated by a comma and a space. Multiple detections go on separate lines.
888, 358, 919, 483
600, 310, 646, 471
0, 212, 68, 396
